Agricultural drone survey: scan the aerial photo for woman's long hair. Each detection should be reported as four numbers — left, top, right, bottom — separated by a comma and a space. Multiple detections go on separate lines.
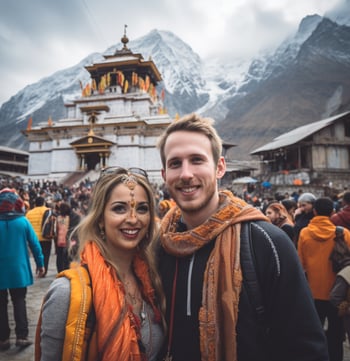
73, 172, 166, 327
266, 202, 294, 228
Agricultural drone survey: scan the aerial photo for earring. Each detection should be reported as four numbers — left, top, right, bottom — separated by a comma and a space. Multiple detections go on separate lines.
100, 227, 106, 242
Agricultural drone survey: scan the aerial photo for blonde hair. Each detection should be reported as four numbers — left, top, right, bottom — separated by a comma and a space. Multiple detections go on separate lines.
157, 113, 223, 167
74, 172, 166, 325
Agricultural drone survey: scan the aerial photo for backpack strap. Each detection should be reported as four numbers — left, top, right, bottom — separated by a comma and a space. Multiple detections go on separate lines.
35, 265, 96, 361
240, 222, 266, 326
41, 209, 51, 226
336, 225, 345, 238
60, 265, 95, 361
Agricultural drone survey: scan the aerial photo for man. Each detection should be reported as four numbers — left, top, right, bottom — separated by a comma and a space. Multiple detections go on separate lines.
156, 113, 328, 361
293, 192, 316, 246
331, 191, 350, 229
298, 197, 350, 361
26, 197, 53, 276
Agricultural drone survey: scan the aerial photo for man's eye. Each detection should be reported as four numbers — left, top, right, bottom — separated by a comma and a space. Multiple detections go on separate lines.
192, 157, 203, 164
168, 160, 181, 168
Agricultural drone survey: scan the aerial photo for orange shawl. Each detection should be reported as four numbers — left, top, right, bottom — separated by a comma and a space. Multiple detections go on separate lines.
160, 190, 268, 361
81, 242, 160, 361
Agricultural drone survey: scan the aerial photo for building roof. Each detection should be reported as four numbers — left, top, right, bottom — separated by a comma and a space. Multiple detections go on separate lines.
225, 161, 257, 172
0, 146, 29, 156
250, 111, 350, 154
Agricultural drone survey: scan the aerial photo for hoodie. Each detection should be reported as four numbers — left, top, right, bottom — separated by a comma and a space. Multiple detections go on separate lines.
298, 215, 350, 300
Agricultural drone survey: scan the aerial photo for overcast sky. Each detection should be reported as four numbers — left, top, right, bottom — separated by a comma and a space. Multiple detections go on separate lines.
0, 0, 343, 106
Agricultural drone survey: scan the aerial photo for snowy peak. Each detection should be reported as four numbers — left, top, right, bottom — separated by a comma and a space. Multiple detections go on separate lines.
325, 0, 350, 26
296, 14, 323, 42
218, 14, 350, 160
4, 52, 103, 124
0, 8, 349, 160
298, 17, 350, 64
106, 29, 204, 94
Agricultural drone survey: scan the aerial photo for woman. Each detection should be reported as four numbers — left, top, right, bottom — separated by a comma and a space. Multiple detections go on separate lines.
36, 167, 165, 360
265, 202, 295, 242
55, 202, 81, 272
281, 198, 297, 224
55, 202, 70, 272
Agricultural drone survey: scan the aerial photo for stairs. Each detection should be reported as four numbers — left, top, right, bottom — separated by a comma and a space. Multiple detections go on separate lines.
61, 171, 89, 187
61, 170, 100, 188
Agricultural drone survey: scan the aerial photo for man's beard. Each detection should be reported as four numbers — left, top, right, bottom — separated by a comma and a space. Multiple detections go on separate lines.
174, 182, 217, 215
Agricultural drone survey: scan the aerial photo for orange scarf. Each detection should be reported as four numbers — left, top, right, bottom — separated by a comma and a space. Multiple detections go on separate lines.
81, 242, 160, 360
160, 190, 268, 361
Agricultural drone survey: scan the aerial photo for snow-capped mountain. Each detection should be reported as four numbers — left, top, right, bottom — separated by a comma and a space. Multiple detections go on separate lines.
219, 14, 350, 159
0, 30, 211, 149
325, 0, 350, 27
0, 3, 349, 161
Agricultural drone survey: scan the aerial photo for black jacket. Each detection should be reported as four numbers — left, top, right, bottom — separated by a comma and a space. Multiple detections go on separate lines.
294, 211, 314, 246
157, 220, 329, 361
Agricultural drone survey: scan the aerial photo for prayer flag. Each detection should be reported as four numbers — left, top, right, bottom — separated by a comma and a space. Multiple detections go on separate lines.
26, 116, 32, 131
123, 80, 129, 93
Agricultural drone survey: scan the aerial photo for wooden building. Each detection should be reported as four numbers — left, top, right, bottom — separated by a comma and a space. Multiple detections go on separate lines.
250, 111, 350, 190
0, 146, 28, 177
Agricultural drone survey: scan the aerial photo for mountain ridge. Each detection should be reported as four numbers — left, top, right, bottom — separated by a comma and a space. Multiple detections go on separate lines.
219, 16, 350, 159
0, 8, 349, 161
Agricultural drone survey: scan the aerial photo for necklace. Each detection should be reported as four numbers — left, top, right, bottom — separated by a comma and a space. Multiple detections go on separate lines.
124, 277, 143, 315
125, 280, 139, 304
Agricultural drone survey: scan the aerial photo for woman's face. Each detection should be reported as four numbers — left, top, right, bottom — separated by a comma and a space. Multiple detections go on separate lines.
265, 207, 279, 224
102, 182, 151, 254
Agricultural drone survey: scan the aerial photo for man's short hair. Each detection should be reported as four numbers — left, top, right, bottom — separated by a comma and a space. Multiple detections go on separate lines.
35, 196, 45, 207
298, 192, 316, 204
343, 191, 350, 205
314, 197, 334, 216
156, 113, 222, 168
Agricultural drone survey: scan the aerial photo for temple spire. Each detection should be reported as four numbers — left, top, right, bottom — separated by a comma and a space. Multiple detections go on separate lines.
121, 24, 129, 50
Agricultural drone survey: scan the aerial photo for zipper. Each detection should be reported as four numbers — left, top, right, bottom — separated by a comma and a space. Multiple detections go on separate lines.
186, 253, 195, 316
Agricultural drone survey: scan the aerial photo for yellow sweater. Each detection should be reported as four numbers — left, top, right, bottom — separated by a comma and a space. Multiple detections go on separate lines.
26, 205, 50, 241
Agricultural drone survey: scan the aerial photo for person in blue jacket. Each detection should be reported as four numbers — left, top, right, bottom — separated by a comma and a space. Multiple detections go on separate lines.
0, 187, 45, 351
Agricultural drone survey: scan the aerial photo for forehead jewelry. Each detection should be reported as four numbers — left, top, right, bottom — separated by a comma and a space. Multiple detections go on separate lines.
123, 174, 137, 217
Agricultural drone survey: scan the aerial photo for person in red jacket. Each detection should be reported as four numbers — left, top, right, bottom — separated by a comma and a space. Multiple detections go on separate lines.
298, 197, 350, 361
331, 191, 350, 229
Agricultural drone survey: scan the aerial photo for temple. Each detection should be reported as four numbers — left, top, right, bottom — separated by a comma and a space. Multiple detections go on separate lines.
22, 27, 172, 185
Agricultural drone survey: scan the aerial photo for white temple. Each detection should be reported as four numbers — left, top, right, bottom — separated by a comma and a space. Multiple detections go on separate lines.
22, 29, 173, 185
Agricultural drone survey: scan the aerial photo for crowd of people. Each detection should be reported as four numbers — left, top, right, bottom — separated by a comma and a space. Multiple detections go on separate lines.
1, 113, 350, 360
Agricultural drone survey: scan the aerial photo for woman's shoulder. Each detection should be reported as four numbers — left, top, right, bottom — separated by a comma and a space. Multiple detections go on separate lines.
41, 277, 71, 331
46, 277, 71, 303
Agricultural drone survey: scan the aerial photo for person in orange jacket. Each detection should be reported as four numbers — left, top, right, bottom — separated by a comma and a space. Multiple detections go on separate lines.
298, 196, 350, 361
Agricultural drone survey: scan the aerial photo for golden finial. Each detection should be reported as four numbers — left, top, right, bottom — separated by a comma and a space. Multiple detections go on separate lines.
121, 24, 129, 49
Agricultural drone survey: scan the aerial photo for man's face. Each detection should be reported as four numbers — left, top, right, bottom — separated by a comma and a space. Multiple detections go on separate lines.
161, 130, 225, 224
299, 201, 314, 214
